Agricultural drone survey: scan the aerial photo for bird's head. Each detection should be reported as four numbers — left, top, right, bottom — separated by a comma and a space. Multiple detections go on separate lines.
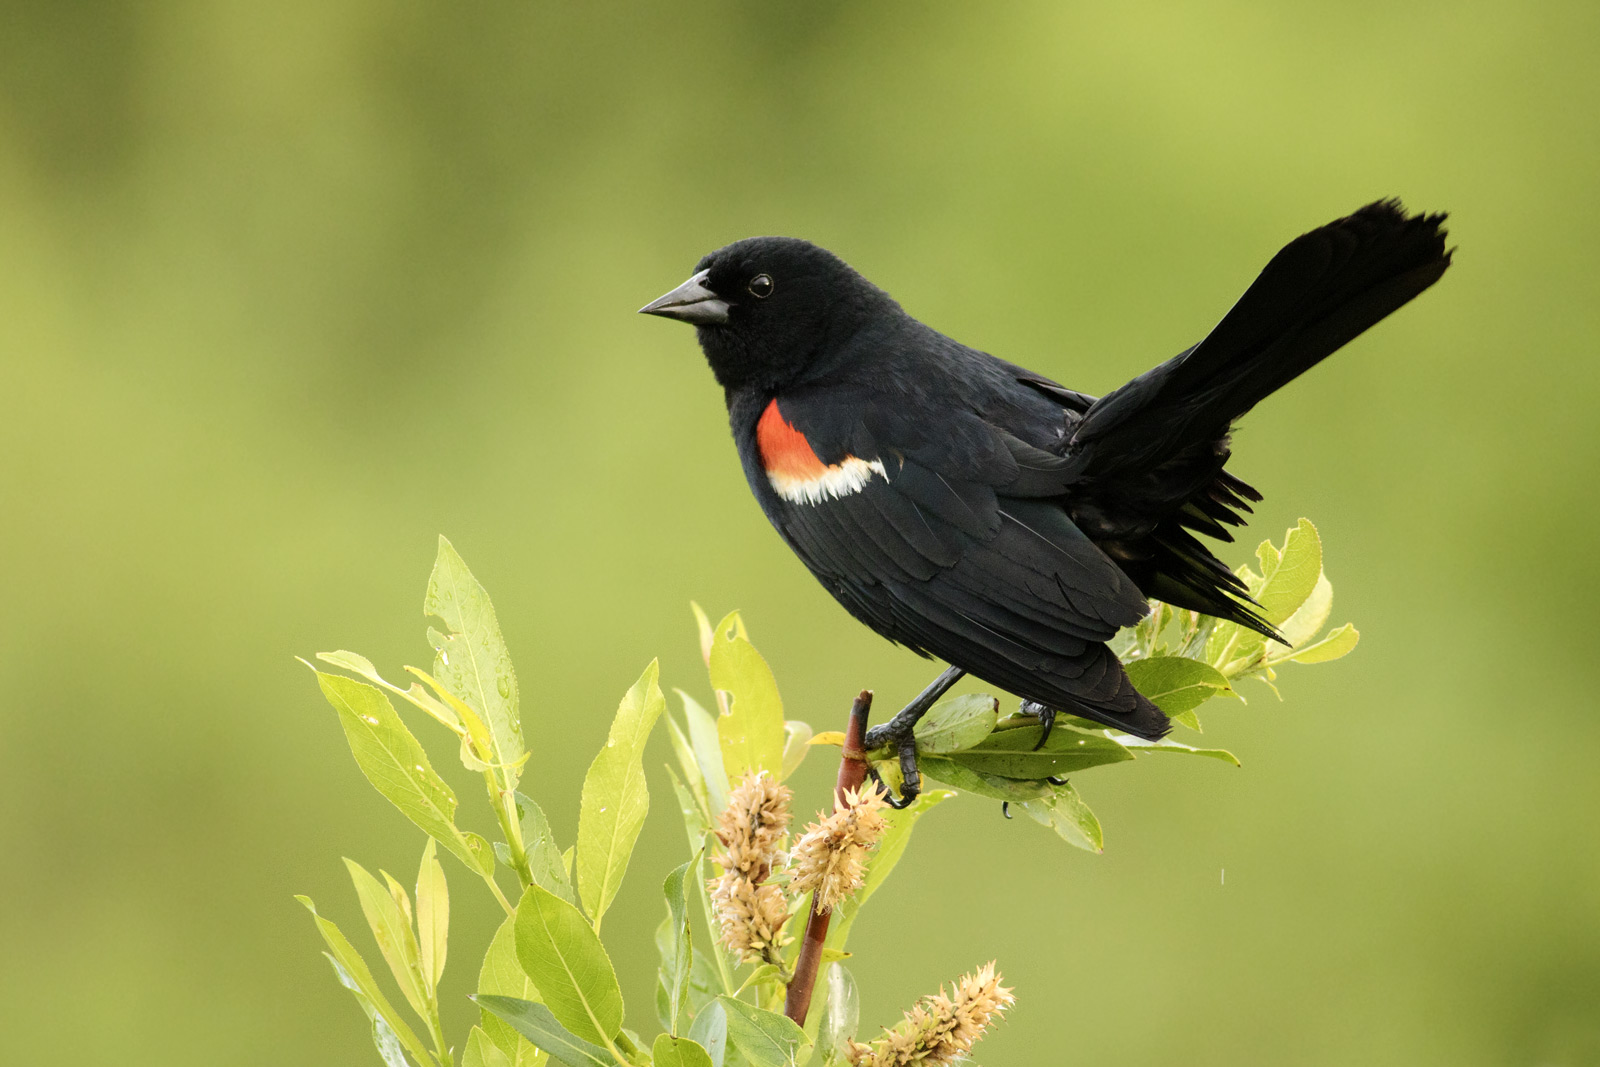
640, 236, 895, 392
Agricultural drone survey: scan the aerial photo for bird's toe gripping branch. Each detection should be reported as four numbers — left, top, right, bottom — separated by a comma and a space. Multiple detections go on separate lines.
865, 738, 921, 810
861, 665, 967, 809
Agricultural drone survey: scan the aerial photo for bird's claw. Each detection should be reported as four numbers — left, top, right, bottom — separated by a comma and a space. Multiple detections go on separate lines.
1021, 700, 1059, 750
865, 743, 920, 810
860, 667, 966, 809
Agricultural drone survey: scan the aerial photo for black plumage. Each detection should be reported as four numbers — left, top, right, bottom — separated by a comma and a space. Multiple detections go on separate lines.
642, 200, 1451, 741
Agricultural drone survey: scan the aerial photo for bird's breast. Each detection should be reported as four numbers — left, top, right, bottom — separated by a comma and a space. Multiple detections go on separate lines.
756, 398, 885, 506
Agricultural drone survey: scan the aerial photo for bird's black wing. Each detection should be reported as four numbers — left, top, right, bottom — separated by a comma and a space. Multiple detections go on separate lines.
740, 389, 1168, 738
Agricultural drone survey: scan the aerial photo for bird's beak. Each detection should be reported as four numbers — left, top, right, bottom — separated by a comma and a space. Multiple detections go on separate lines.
638, 269, 731, 325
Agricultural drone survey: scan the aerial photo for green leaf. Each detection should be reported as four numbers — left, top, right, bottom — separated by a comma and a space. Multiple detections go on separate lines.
1129, 601, 1174, 658
415, 839, 449, 996
678, 690, 728, 816
1279, 622, 1360, 664
912, 694, 999, 754
691, 601, 717, 666
314, 670, 492, 876
665, 712, 712, 824
1125, 656, 1234, 714
918, 757, 1055, 801
425, 535, 526, 788
517, 792, 577, 907
478, 914, 547, 1067
660, 857, 695, 1035
1204, 520, 1327, 672
1175, 610, 1217, 660
316, 649, 464, 735
717, 996, 810, 1067
781, 719, 814, 780
1113, 732, 1241, 765
665, 765, 710, 851
949, 722, 1134, 778
818, 963, 859, 1064
577, 660, 666, 926
298, 895, 434, 1067
475, 996, 618, 1067
688, 1001, 727, 1067
829, 789, 952, 949
654, 918, 676, 1031
653, 1034, 715, 1067
1167, 707, 1203, 732
465, 1026, 515, 1067
1019, 784, 1104, 853
1256, 519, 1323, 626
321, 954, 411, 1067
514, 884, 625, 1047
343, 858, 430, 1021
687, 948, 723, 1013
1278, 572, 1333, 648
734, 963, 785, 994
708, 611, 785, 781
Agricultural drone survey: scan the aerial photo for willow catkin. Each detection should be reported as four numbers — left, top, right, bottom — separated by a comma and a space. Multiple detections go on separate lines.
846, 962, 1014, 1067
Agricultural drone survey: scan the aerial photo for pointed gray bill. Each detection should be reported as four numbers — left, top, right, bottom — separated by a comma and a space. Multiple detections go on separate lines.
638, 269, 731, 325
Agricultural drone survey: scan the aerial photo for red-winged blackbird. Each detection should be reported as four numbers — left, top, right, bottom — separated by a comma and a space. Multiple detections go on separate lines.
643, 200, 1449, 800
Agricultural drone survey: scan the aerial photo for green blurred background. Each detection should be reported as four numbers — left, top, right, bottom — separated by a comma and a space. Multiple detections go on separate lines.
3, 1, 1597, 1063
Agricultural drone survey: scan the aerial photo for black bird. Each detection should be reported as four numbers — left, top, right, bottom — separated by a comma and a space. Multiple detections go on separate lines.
642, 200, 1450, 802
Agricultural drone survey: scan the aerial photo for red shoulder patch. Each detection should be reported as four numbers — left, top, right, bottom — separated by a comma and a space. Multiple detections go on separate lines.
756, 399, 827, 479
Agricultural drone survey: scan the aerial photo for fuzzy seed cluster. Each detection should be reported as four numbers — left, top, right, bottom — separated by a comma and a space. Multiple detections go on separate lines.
707, 771, 794, 963
846, 962, 1014, 1067
789, 785, 889, 912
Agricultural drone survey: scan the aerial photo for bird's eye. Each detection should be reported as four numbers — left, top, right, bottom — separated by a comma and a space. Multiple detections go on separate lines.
747, 274, 774, 299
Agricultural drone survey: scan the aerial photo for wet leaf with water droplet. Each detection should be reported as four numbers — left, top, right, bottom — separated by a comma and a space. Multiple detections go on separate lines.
425, 536, 526, 789
313, 671, 487, 876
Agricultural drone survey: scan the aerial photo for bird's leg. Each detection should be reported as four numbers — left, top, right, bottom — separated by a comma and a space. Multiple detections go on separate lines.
863, 665, 967, 749
1020, 700, 1059, 751
861, 665, 966, 808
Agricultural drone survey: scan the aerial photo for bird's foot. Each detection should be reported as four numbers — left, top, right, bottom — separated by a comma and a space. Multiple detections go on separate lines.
860, 666, 966, 808
864, 736, 920, 810
1020, 700, 1059, 750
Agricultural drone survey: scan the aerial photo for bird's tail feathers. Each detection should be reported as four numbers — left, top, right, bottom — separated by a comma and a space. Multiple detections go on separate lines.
1070, 199, 1451, 480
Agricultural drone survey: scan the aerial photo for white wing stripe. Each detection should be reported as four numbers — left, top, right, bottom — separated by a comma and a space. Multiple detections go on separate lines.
769, 457, 888, 505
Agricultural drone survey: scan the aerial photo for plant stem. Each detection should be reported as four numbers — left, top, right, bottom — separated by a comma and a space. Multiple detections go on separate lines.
482, 870, 515, 916
425, 1007, 454, 1067
486, 771, 535, 891
782, 689, 873, 1027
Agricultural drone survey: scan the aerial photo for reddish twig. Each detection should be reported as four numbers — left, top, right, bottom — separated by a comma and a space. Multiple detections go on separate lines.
782, 689, 873, 1027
